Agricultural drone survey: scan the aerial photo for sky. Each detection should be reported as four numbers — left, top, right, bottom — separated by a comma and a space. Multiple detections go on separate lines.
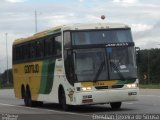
0, 0, 160, 72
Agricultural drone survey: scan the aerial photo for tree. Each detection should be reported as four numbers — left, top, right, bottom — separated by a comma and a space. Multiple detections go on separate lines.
138, 48, 160, 84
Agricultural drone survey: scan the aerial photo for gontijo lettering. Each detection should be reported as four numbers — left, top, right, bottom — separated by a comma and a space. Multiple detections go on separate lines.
24, 64, 39, 73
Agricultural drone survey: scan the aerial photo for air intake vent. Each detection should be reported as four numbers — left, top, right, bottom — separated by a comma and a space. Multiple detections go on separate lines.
111, 85, 124, 88
95, 86, 108, 89
95, 85, 124, 89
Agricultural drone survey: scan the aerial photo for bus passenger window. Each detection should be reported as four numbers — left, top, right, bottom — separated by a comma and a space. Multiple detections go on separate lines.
55, 36, 62, 56
45, 37, 54, 57
64, 32, 71, 48
17, 46, 22, 61
23, 44, 30, 60
36, 40, 44, 58
30, 42, 36, 59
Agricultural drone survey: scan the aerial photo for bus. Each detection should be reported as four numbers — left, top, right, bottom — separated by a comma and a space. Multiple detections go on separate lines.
12, 23, 139, 110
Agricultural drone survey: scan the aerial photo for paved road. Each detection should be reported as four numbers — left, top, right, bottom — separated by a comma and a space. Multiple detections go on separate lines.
0, 89, 160, 120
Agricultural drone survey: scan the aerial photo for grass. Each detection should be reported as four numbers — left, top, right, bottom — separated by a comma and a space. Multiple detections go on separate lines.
139, 84, 160, 89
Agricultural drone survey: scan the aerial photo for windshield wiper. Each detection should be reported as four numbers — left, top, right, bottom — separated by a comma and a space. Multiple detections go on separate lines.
93, 61, 105, 82
110, 61, 126, 80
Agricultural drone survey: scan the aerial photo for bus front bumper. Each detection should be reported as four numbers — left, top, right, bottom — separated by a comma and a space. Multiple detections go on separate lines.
73, 88, 139, 105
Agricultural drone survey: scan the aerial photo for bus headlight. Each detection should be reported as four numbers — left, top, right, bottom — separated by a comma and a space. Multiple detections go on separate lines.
126, 83, 138, 89
81, 87, 92, 91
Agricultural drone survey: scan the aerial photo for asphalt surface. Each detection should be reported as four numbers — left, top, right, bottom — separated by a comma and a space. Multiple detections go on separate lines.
0, 89, 160, 120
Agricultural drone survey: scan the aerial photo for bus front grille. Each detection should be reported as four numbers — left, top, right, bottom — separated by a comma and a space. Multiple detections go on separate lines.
95, 85, 124, 89
95, 86, 108, 89
111, 85, 124, 88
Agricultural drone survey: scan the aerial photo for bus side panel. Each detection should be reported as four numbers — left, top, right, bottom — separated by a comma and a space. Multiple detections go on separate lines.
37, 59, 62, 103
39, 58, 55, 94
37, 59, 74, 103
13, 62, 43, 100
13, 64, 26, 99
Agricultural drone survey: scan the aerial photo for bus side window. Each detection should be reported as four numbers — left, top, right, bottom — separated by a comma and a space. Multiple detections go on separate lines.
26, 44, 31, 59
23, 44, 27, 59
22, 44, 27, 60
13, 46, 16, 62
14, 47, 16, 61
36, 39, 44, 58
64, 32, 71, 48
13, 46, 19, 62
16, 46, 22, 61
51, 37, 55, 55
30, 42, 36, 59
55, 35, 62, 56
45, 37, 54, 57
65, 50, 75, 85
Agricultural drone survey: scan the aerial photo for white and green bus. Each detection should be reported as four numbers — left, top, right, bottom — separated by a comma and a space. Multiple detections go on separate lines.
12, 23, 139, 110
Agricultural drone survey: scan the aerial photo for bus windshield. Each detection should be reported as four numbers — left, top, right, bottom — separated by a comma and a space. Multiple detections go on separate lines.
73, 47, 137, 82
107, 47, 137, 80
72, 29, 132, 45
73, 49, 108, 82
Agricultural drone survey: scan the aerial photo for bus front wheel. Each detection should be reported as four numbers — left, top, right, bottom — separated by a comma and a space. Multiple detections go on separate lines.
59, 89, 68, 111
110, 102, 122, 110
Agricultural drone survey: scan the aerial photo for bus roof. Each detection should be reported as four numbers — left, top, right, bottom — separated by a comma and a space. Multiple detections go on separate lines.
63, 23, 129, 31
13, 23, 129, 45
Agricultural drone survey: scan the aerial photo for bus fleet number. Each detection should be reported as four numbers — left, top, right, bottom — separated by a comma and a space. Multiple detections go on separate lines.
24, 64, 39, 73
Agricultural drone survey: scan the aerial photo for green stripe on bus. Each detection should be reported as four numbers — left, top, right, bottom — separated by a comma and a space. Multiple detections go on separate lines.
39, 59, 55, 94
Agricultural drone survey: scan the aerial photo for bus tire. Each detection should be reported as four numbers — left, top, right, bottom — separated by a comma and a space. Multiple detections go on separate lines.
24, 89, 32, 107
21, 85, 25, 99
24, 86, 43, 107
59, 88, 68, 111
110, 102, 122, 110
